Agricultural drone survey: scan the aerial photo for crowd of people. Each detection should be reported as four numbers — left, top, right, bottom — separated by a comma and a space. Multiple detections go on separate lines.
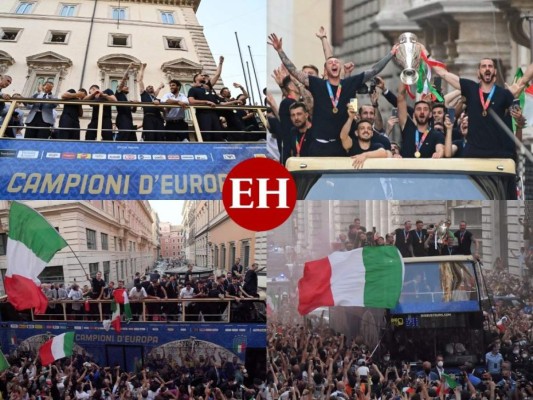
266, 265, 532, 400
0, 59, 265, 142
0, 346, 266, 400
35, 261, 262, 323
333, 217, 479, 259
266, 27, 533, 168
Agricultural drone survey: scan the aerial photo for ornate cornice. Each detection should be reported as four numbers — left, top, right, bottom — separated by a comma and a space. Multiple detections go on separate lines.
104, 0, 201, 12
26, 51, 72, 73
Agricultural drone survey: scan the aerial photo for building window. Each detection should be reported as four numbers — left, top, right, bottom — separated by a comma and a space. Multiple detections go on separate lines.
15, 2, 34, 14
108, 33, 131, 47
120, 260, 124, 279
221, 245, 226, 269
86, 229, 97, 250
114, 236, 117, 250
229, 242, 236, 268
118, 238, 123, 251
103, 261, 110, 282
59, 4, 77, 16
89, 262, 99, 276
160, 11, 175, 24
0, 233, 6, 256
242, 241, 250, 268
112, 7, 126, 20
101, 233, 109, 250
45, 31, 70, 44
38, 265, 64, 284
109, 77, 120, 93
1, 28, 22, 42
164, 36, 185, 50
452, 207, 482, 226
29, 75, 55, 96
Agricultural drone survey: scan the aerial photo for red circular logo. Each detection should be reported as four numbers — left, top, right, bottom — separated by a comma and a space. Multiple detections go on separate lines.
222, 158, 297, 231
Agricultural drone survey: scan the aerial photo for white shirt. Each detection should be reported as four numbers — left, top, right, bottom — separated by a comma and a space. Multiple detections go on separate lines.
357, 365, 370, 376
161, 92, 189, 120
129, 286, 147, 300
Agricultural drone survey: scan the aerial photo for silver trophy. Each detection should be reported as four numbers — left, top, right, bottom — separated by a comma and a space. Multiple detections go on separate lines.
394, 32, 422, 85
435, 221, 449, 245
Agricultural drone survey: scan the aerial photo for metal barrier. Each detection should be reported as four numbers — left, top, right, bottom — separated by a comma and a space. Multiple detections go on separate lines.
0, 97, 268, 142
29, 297, 265, 324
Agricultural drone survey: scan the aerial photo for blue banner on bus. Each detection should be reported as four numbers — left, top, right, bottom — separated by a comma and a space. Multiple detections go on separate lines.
1, 322, 266, 370
0, 139, 266, 199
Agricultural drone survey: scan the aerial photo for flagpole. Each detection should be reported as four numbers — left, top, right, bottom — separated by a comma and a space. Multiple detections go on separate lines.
65, 243, 90, 280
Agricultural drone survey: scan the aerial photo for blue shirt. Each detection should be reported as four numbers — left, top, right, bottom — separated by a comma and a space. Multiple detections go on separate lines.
485, 351, 503, 374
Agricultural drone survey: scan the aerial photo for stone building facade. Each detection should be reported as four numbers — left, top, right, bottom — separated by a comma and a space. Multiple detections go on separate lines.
0, 0, 219, 135
0, 200, 160, 294
181, 200, 266, 283
270, 200, 526, 278
159, 221, 184, 260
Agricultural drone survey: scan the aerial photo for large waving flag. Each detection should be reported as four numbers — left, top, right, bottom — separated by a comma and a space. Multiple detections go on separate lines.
39, 332, 75, 366
298, 246, 404, 315
6, 202, 68, 314
0, 349, 10, 372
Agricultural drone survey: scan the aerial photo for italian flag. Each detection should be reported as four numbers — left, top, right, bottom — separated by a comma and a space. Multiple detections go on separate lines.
522, 86, 533, 128
0, 349, 10, 372
110, 300, 122, 333
513, 67, 533, 130
6, 202, 68, 314
39, 332, 75, 366
113, 288, 133, 321
298, 246, 404, 315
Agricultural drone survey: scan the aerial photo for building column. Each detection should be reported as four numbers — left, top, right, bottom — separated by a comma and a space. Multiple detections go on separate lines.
451, 12, 511, 82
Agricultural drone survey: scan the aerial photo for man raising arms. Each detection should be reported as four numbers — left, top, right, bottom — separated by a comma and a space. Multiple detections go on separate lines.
428, 55, 515, 158
268, 33, 396, 157
397, 83, 444, 158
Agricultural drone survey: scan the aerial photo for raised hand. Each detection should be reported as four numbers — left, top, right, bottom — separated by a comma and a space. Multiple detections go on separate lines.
316, 26, 327, 39
268, 33, 283, 51
271, 67, 288, 86
444, 114, 453, 130
219, 56, 224, 64
343, 62, 355, 75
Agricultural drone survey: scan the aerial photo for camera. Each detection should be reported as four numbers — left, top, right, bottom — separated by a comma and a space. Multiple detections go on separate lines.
369, 79, 377, 94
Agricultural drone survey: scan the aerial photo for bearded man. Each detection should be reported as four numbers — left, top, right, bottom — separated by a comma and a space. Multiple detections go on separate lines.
397, 83, 444, 158
429, 57, 515, 158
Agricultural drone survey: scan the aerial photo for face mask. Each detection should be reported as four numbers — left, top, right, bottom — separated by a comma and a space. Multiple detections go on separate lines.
513, 349, 519, 355
384, 356, 390, 362
437, 361, 444, 368
522, 353, 528, 358
424, 369, 431, 374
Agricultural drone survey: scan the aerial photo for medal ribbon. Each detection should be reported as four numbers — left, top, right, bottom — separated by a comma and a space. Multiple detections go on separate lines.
326, 81, 342, 111
415, 129, 430, 153
404, 230, 410, 243
296, 130, 308, 157
479, 85, 496, 114
420, 52, 447, 70
415, 230, 423, 242
460, 231, 465, 243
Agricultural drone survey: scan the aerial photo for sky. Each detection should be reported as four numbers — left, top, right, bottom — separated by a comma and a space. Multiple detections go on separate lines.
196, 0, 266, 105
149, 201, 185, 225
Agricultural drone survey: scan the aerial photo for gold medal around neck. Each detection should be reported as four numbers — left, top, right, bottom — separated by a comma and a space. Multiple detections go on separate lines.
332, 107, 338, 114
414, 151, 421, 158
482, 110, 487, 117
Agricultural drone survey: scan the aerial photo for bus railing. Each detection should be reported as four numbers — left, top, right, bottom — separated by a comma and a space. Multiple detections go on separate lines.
0, 97, 268, 142
23, 297, 266, 324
